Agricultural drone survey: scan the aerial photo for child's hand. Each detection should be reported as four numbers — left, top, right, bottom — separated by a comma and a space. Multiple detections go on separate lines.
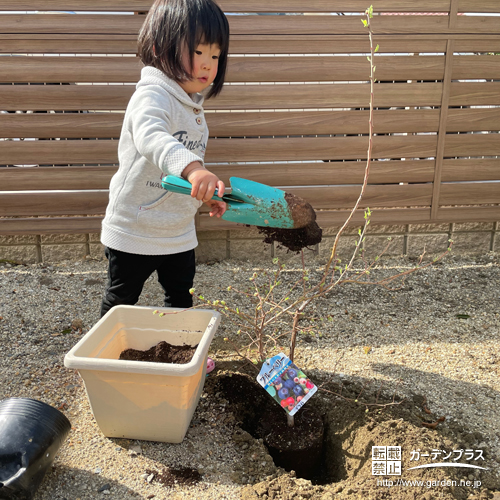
204, 199, 227, 218
183, 163, 225, 202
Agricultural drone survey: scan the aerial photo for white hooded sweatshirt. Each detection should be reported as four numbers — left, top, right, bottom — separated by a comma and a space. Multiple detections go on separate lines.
101, 66, 206, 255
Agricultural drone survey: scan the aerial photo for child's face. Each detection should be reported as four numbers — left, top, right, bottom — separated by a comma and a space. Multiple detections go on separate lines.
179, 43, 221, 95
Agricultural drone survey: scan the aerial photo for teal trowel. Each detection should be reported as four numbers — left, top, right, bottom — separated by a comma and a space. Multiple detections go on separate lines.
162, 175, 315, 229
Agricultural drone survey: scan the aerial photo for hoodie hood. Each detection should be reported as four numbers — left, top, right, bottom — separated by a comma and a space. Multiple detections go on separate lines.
137, 66, 205, 109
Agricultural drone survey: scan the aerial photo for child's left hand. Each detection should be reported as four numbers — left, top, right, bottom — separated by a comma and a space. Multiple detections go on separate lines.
205, 199, 226, 218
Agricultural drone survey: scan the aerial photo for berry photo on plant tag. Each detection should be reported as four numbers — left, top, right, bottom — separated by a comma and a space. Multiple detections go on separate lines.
257, 353, 317, 416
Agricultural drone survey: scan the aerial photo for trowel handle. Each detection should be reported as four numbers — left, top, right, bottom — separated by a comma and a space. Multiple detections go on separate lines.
162, 175, 225, 202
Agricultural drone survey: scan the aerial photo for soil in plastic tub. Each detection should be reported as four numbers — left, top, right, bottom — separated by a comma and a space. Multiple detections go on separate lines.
119, 341, 197, 364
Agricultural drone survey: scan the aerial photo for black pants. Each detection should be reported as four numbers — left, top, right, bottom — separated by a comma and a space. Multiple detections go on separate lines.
100, 247, 196, 317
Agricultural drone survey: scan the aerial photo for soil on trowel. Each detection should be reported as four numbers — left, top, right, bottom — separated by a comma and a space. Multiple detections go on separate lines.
119, 340, 197, 364
205, 366, 499, 500
256, 191, 322, 252
285, 192, 316, 229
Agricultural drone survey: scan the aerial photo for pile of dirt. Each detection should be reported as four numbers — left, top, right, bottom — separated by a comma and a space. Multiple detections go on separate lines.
119, 341, 197, 364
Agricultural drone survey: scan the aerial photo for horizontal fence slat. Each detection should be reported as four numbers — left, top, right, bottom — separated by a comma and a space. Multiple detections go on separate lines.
0, 135, 438, 164
0, 1, 456, 13
4, 34, 500, 56
449, 82, 500, 106
0, 57, 142, 84
452, 55, 500, 81
208, 160, 436, 186
3, 158, 497, 192
229, 35, 450, 54
441, 159, 500, 182
205, 135, 438, 162
0, 85, 134, 111
3, 204, 499, 236
0, 109, 440, 139
436, 206, 500, 222
455, 16, 500, 34
228, 15, 451, 36
0, 82, 443, 112
258, 184, 433, 209
0, 140, 118, 165
0, 191, 108, 216
439, 182, 500, 205
0, 166, 117, 191
458, 1, 500, 13
0, 217, 104, 235
223, 0, 459, 12
0, 183, 432, 218
225, 56, 445, 82
209, 82, 443, 109
447, 108, 500, 133
1, 13, 479, 37
454, 36, 500, 54
0, 14, 143, 35
0, 34, 138, 54
0, 114, 123, 139
0, 55, 445, 84
0, 109, 436, 139
0, 1, 151, 10
0, 159, 436, 192
210, 109, 440, 137
444, 133, 500, 157
198, 207, 435, 230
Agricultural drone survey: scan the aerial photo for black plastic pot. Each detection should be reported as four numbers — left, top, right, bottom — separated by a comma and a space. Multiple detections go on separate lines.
0, 398, 71, 500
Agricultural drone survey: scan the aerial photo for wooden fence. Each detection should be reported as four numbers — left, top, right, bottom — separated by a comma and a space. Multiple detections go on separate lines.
0, 1, 499, 241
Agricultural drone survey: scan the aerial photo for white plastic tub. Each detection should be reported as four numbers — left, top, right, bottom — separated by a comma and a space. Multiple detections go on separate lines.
64, 305, 220, 443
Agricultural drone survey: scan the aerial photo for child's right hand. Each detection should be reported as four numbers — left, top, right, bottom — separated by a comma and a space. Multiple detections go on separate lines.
182, 162, 225, 202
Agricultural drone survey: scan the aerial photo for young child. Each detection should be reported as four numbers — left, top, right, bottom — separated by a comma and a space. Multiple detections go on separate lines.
100, 0, 230, 317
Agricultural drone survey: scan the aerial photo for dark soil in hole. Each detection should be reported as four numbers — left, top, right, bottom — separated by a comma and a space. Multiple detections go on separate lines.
213, 373, 325, 481
205, 367, 499, 500
119, 341, 197, 364
144, 466, 202, 487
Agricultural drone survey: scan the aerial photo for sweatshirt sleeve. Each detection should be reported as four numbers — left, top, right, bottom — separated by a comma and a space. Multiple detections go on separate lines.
126, 87, 203, 177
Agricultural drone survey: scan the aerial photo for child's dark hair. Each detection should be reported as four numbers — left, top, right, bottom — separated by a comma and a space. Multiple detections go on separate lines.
138, 0, 229, 99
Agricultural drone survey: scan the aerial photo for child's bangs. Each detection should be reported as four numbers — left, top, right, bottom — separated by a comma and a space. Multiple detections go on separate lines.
194, 6, 229, 52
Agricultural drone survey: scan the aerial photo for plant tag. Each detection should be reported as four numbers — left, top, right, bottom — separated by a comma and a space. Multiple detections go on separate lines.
257, 353, 317, 416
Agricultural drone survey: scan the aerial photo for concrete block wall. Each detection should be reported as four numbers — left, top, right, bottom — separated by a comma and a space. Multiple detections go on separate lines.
0, 222, 498, 264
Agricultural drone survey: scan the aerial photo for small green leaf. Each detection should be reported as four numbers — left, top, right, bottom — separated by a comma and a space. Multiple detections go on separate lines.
456, 314, 470, 320
375, 44, 380, 52
361, 19, 368, 27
